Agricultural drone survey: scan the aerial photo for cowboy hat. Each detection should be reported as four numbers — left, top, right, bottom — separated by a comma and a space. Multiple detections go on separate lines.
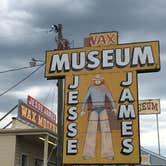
92, 74, 104, 80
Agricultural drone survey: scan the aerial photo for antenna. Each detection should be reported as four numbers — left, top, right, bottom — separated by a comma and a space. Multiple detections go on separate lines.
49, 24, 70, 50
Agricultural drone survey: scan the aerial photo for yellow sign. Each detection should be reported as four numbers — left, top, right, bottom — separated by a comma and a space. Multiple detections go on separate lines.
89, 31, 118, 46
139, 99, 160, 114
45, 41, 160, 78
45, 32, 160, 164
63, 72, 140, 164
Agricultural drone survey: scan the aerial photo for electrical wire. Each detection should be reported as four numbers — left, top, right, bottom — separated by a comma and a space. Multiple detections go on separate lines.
0, 64, 45, 97
0, 29, 49, 38
43, 81, 57, 105
0, 64, 42, 74
0, 105, 18, 121
2, 120, 12, 129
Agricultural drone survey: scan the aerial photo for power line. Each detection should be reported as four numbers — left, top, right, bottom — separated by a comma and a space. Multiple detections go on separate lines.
0, 29, 49, 38
43, 81, 57, 105
0, 105, 18, 121
0, 65, 42, 74
0, 64, 44, 97
2, 120, 12, 129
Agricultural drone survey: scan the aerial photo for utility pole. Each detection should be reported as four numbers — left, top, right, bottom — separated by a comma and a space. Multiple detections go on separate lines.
50, 23, 69, 50
57, 24, 63, 42
56, 24, 64, 166
49, 23, 70, 166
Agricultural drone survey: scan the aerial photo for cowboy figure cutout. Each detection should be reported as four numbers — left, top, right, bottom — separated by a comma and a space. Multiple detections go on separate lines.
80, 74, 117, 160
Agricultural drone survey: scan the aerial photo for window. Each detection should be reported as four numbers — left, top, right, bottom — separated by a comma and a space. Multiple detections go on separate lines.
21, 154, 28, 166
34, 159, 42, 166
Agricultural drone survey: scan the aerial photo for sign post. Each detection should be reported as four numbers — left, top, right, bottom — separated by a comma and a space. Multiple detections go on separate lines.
57, 78, 64, 166
45, 31, 160, 165
156, 114, 160, 155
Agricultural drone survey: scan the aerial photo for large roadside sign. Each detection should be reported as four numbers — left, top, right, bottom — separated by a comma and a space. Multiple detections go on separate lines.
18, 101, 57, 133
45, 31, 160, 164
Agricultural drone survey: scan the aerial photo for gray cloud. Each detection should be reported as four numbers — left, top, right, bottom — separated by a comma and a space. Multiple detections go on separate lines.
0, 0, 166, 156
1, 0, 165, 113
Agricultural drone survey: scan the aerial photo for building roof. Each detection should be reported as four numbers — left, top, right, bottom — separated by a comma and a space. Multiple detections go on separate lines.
0, 128, 57, 139
141, 147, 166, 161
141, 146, 166, 164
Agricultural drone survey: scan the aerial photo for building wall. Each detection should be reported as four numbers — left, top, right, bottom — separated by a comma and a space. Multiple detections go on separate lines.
0, 135, 16, 166
15, 136, 56, 166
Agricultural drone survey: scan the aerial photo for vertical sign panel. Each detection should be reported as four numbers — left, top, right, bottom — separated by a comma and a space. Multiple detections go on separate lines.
63, 71, 140, 164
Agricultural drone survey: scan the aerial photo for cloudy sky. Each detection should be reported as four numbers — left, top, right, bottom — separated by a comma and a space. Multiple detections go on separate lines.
0, 0, 166, 157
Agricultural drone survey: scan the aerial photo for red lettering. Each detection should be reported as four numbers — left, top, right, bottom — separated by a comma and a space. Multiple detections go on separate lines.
97, 35, 106, 44
89, 36, 97, 45
106, 33, 115, 43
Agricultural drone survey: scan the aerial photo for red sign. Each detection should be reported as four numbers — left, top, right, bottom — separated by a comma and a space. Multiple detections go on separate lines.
89, 32, 118, 47
18, 102, 57, 133
27, 95, 56, 123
